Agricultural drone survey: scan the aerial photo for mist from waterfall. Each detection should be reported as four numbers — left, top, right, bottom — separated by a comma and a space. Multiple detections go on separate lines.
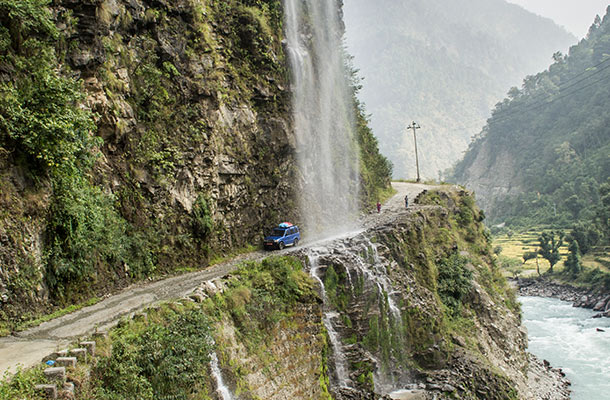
284, 0, 361, 235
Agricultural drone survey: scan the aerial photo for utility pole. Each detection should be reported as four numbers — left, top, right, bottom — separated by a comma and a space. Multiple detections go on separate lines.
407, 121, 421, 182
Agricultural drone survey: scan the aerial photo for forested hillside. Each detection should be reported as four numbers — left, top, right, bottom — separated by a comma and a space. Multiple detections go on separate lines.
343, 0, 576, 179
452, 7, 610, 250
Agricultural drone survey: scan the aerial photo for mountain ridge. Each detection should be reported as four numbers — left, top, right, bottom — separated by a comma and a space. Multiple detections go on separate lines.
343, 0, 577, 179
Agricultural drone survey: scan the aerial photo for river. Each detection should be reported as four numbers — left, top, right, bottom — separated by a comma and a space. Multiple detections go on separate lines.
520, 296, 610, 399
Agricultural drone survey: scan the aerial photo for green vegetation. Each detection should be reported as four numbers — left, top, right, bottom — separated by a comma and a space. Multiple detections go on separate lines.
492, 227, 610, 291
564, 240, 582, 276
92, 306, 213, 399
0, 364, 49, 400
0, 256, 327, 399
324, 265, 350, 311
437, 254, 473, 315
0, 0, 154, 308
210, 257, 316, 340
453, 8, 610, 262
538, 231, 564, 273
343, 51, 394, 206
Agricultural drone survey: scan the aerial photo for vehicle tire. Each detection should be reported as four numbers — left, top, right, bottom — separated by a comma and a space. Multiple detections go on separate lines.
278, 242, 285, 250
293, 238, 299, 247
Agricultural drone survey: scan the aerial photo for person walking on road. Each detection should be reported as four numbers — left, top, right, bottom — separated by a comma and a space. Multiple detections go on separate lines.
405, 195, 409, 208
376, 201, 381, 213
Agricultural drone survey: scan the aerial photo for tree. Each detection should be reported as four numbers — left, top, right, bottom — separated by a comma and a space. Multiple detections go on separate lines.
522, 251, 537, 264
564, 240, 582, 276
538, 231, 564, 273
568, 223, 601, 255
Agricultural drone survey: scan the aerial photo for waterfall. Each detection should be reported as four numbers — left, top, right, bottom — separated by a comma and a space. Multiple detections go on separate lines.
309, 249, 351, 387
304, 235, 414, 395
210, 351, 234, 400
284, 0, 361, 235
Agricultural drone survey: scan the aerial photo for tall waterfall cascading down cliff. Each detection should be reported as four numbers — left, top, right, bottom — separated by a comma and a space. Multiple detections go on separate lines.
283, 1, 409, 394
284, 0, 360, 234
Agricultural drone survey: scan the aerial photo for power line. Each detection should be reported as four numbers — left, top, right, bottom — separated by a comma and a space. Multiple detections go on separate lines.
525, 57, 610, 102
487, 69, 610, 126
519, 61, 610, 106
442, 58, 610, 131
447, 59, 610, 133
497, 71, 610, 120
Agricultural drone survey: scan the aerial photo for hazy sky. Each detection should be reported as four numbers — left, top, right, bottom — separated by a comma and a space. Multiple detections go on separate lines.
507, 0, 609, 37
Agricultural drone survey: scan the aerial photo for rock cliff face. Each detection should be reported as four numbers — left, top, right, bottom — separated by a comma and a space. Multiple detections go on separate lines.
176, 189, 569, 400
5, 188, 570, 399
61, 0, 297, 250
452, 139, 523, 213
1, 0, 392, 332
130, 188, 569, 399
287, 189, 569, 399
0, 0, 297, 328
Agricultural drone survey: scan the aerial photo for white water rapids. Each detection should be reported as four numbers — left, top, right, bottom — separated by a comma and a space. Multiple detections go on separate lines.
521, 296, 610, 399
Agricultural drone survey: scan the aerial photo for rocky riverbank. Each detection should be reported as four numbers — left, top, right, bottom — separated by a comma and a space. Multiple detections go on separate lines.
518, 278, 610, 318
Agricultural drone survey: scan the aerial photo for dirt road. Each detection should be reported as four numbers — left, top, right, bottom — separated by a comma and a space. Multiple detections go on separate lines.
0, 182, 433, 376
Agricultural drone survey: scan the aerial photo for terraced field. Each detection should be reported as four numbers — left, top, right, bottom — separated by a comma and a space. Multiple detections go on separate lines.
493, 228, 609, 277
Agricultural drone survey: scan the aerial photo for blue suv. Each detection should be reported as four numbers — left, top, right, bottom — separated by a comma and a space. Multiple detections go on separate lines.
264, 223, 300, 250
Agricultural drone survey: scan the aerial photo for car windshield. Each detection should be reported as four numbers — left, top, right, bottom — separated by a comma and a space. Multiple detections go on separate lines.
272, 228, 286, 236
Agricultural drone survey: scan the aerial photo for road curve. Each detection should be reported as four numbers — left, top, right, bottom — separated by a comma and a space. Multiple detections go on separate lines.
0, 182, 435, 376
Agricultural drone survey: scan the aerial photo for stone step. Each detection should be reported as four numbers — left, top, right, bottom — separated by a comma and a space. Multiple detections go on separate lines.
55, 357, 77, 368
42, 349, 68, 364
35, 384, 57, 399
69, 348, 88, 362
63, 381, 75, 395
80, 340, 96, 356
43, 367, 65, 382
92, 330, 108, 339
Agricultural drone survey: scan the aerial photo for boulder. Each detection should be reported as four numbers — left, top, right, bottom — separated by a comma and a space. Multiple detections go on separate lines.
189, 292, 205, 303
593, 298, 607, 311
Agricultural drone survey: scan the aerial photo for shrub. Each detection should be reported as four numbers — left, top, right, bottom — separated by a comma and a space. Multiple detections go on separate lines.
437, 254, 473, 314
192, 195, 214, 240
92, 307, 213, 399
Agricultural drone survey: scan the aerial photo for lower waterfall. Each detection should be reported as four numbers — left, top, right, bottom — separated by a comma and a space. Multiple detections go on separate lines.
303, 233, 415, 396
210, 351, 234, 400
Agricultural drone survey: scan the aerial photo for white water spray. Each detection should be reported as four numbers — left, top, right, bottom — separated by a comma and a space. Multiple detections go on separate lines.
308, 250, 351, 387
210, 352, 234, 400
284, 0, 360, 234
